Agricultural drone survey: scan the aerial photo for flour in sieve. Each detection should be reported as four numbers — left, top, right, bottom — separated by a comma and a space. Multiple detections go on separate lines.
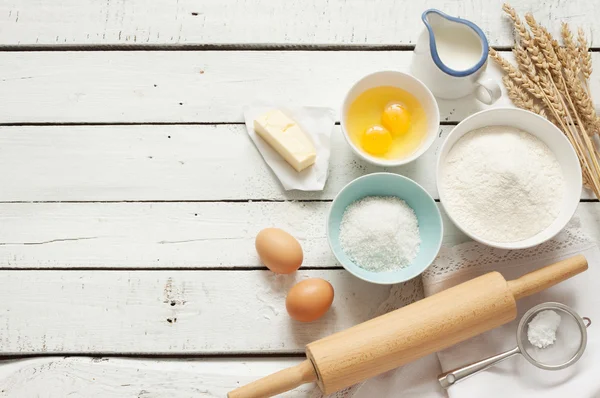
441, 126, 565, 243
528, 309, 562, 349
339, 196, 421, 272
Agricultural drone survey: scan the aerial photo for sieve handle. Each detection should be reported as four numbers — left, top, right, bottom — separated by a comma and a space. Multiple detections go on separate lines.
508, 255, 588, 300
438, 347, 520, 388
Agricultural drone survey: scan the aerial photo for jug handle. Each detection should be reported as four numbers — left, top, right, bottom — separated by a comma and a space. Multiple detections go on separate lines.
475, 78, 502, 105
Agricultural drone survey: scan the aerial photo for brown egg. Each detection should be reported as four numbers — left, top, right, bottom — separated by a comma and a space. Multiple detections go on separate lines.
286, 278, 334, 322
255, 228, 303, 274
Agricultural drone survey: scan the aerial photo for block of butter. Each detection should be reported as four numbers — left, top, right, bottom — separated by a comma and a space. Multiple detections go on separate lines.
253, 109, 317, 172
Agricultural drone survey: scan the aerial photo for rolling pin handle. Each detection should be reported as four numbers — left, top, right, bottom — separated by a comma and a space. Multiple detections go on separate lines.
508, 254, 588, 300
227, 359, 317, 398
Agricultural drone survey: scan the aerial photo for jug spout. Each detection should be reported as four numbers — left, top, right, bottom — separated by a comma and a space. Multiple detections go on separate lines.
422, 8, 451, 28
420, 9, 489, 77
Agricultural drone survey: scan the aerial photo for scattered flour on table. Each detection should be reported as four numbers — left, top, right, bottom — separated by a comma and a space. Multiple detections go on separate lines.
339, 196, 421, 272
441, 126, 565, 243
527, 310, 562, 349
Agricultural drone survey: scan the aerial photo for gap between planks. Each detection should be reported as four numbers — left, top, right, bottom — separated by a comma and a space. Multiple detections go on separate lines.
1, 50, 597, 124
1, 0, 598, 48
0, 199, 596, 204
0, 44, 515, 52
0, 268, 404, 353
0, 121, 460, 127
0, 44, 598, 52
0, 266, 344, 271
0, 353, 306, 359
0, 202, 598, 270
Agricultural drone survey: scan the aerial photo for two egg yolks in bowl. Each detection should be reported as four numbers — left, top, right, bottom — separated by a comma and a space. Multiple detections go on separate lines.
346, 86, 427, 160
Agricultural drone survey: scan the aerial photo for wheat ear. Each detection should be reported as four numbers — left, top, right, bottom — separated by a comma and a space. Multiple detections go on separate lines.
502, 75, 548, 119
502, 3, 533, 47
576, 27, 599, 131
561, 23, 579, 67
577, 27, 593, 81
526, 14, 563, 81
489, 48, 546, 100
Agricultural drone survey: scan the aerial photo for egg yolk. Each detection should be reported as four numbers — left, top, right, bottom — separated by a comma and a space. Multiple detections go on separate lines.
382, 102, 411, 136
361, 125, 392, 156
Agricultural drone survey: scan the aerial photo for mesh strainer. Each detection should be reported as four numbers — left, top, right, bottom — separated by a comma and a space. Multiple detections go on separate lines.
439, 302, 590, 388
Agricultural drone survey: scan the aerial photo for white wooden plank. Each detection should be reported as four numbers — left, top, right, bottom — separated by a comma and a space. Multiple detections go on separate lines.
0, 269, 421, 354
0, 125, 593, 202
0, 124, 444, 201
1, 51, 598, 124
0, 205, 597, 353
0, 51, 475, 123
0, 202, 598, 270
0, 202, 461, 269
0, 355, 443, 398
0, 357, 313, 397
0, 0, 597, 47
0, 204, 597, 353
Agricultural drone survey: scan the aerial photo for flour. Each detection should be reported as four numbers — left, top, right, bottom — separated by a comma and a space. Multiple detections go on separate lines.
441, 126, 565, 243
339, 196, 421, 272
527, 310, 562, 349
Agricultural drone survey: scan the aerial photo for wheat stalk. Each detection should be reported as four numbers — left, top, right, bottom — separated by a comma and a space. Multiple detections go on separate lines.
524, 13, 591, 148
576, 27, 600, 130
537, 22, 600, 190
560, 24, 599, 134
493, 4, 600, 196
493, 48, 578, 151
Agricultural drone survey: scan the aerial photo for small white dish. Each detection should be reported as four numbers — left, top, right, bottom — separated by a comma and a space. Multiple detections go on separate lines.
244, 105, 335, 191
341, 71, 440, 167
436, 108, 582, 250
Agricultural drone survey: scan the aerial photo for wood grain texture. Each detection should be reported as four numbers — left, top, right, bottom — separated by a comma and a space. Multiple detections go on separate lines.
0, 355, 444, 398
0, 125, 593, 202
1, 51, 598, 123
0, 0, 597, 46
507, 254, 588, 300
0, 202, 341, 269
233, 256, 585, 395
0, 208, 595, 353
0, 124, 443, 201
0, 1, 595, 394
305, 272, 517, 394
1, 203, 598, 270
0, 357, 312, 397
0, 269, 417, 354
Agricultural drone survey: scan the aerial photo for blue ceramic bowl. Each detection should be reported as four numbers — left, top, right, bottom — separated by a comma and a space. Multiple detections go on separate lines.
327, 173, 443, 284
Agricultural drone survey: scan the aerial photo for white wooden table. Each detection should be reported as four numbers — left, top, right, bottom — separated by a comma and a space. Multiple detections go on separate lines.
0, 1, 598, 396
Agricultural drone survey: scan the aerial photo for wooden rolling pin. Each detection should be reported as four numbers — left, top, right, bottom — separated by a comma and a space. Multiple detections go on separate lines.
228, 255, 587, 398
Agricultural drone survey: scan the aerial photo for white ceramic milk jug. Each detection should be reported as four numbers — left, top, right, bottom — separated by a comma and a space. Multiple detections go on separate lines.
411, 9, 501, 104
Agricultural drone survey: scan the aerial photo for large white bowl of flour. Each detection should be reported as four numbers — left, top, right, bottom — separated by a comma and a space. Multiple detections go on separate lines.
437, 108, 582, 249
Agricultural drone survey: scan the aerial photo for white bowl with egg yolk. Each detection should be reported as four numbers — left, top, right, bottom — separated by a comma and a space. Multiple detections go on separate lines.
341, 71, 440, 167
